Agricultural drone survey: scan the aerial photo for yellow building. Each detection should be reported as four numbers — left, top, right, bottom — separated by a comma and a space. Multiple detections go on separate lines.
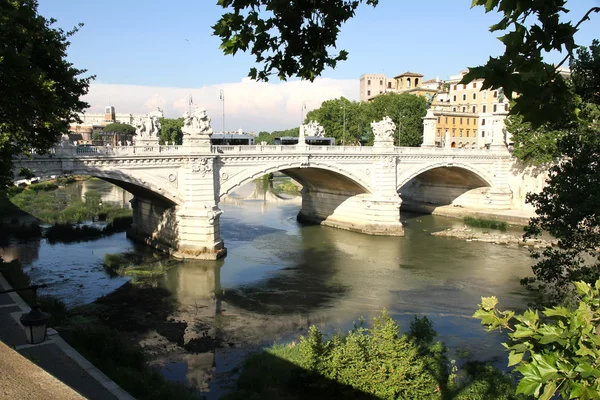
433, 110, 480, 148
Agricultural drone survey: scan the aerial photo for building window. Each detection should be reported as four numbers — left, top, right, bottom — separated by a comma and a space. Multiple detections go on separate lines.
452, 107, 457, 112
453, 84, 457, 90
380, 80, 383, 85
472, 93, 477, 100
453, 117, 456, 124
482, 105, 487, 113
453, 95, 457, 102
452, 129, 456, 136
481, 131, 485, 137
437, 117, 441, 123
481, 119, 486, 126
415, 78, 419, 86
379, 90, 383, 94
459, 129, 463, 137
460, 118, 463, 124
472, 82, 477, 88
367, 90, 371, 96
463, 84, 467, 89
482, 91, 487, 100
462, 106, 466, 112
494, 91, 498, 98
467, 129, 470, 137
445, 117, 448, 124
387, 82, 391, 89
493, 104, 497, 112
368, 80, 371, 85
462, 94, 467, 101
472, 105, 476, 113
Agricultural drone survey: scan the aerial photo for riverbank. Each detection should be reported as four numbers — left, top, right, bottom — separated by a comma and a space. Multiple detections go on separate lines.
431, 226, 553, 249
402, 202, 535, 226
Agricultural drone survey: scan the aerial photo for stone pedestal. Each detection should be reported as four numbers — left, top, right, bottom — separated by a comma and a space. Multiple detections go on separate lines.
134, 137, 159, 149
421, 109, 436, 147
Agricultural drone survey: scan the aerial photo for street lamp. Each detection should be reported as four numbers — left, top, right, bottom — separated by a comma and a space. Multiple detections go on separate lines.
0, 284, 50, 344
341, 102, 346, 146
301, 101, 307, 124
219, 90, 225, 134
397, 110, 404, 147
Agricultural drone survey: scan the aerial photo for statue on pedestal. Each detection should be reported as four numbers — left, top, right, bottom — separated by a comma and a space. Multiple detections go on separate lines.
183, 107, 213, 136
371, 116, 396, 141
302, 120, 325, 137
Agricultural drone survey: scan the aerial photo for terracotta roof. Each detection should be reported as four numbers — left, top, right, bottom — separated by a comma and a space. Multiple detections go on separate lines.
393, 71, 424, 78
422, 78, 438, 84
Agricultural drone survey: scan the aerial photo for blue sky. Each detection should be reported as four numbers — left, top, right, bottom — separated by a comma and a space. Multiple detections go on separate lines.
39, 0, 600, 131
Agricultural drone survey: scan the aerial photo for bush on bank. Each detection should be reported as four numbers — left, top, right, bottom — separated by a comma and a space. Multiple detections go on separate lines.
225, 311, 523, 400
463, 217, 508, 231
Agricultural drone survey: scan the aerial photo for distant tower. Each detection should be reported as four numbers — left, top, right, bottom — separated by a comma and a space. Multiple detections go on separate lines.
104, 106, 116, 123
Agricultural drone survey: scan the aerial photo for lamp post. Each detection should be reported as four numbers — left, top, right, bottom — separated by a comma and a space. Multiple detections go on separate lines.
219, 90, 225, 134
301, 101, 307, 124
341, 102, 346, 146
0, 284, 50, 344
397, 110, 404, 147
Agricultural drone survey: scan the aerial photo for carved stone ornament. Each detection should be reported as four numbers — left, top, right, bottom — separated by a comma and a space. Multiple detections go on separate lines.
134, 108, 163, 138
182, 107, 213, 137
191, 158, 212, 176
302, 120, 326, 137
383, 156, 396, 169
371, 116, 396, 142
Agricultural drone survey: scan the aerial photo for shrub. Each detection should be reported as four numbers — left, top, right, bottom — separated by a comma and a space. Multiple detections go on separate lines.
463, 216, 508, 231
45, 223, 104, 243
229, 310, 446, 400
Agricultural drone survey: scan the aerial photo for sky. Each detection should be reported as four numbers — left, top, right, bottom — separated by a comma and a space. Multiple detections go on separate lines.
39, 0, 600, 132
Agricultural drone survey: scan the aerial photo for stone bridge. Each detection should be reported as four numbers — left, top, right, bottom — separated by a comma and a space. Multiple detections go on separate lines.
13, 110, 537, 260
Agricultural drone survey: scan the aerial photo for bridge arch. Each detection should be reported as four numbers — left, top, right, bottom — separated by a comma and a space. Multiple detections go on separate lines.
397, 162, 494, 209
217, 162, 373, 199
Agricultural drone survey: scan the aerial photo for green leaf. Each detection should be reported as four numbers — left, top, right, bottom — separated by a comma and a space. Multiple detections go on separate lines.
539, 381, 558, 400
517, 376, 542, 396
508, 351, 524, 367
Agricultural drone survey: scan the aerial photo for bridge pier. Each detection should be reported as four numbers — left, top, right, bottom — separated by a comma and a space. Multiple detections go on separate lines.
297, 189, 404, 236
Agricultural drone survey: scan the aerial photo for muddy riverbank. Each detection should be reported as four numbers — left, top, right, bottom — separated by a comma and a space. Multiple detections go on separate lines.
431, 226, 554, 249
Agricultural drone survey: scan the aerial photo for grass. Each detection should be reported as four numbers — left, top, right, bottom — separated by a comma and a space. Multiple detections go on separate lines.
103, 251, 181, 285
463, 217, 508, 232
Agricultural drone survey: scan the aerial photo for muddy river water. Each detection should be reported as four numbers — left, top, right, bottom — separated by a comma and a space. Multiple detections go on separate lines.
1, 178, 534, 398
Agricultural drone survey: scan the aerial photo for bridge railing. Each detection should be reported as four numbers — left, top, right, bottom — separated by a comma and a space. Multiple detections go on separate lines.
32, 144, 501, 158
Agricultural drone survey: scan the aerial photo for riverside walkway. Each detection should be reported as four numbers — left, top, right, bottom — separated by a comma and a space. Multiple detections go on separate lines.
0, 274, 133, 399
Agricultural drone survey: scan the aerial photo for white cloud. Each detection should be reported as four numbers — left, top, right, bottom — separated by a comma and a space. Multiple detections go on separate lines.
81, 78, 358, 132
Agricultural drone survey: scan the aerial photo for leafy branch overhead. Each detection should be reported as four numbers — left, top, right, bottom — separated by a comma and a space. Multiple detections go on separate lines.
462, 1, 599, 127
213, 0, 379, 81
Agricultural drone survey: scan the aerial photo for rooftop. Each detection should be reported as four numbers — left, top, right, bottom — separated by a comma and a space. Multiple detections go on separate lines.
393, 71, 424, 78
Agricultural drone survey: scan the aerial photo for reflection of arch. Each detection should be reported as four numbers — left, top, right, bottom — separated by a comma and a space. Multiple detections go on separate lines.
218, 163, 373, 199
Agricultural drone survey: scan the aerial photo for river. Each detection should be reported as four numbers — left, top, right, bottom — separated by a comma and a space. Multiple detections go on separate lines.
0, 178, 534, 398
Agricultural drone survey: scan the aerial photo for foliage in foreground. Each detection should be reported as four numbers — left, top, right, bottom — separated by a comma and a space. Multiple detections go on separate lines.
463, 217, 508, 232
474, 279, 600, 400
226, 311, 522, 400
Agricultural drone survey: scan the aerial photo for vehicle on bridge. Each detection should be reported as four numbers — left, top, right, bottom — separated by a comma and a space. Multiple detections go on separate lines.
274, 136, 336, 146
211, 133, 255, 145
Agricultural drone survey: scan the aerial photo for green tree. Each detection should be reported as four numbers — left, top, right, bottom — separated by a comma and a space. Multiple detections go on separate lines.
213, 0, 379, 81
473, 280, 600, 400
159, 118, 184, 145
520, 42, 600, 306
0, 0, 92, 189
102, 123, 136, 136
504, 114, 564, 166
462, 2, 598, 128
